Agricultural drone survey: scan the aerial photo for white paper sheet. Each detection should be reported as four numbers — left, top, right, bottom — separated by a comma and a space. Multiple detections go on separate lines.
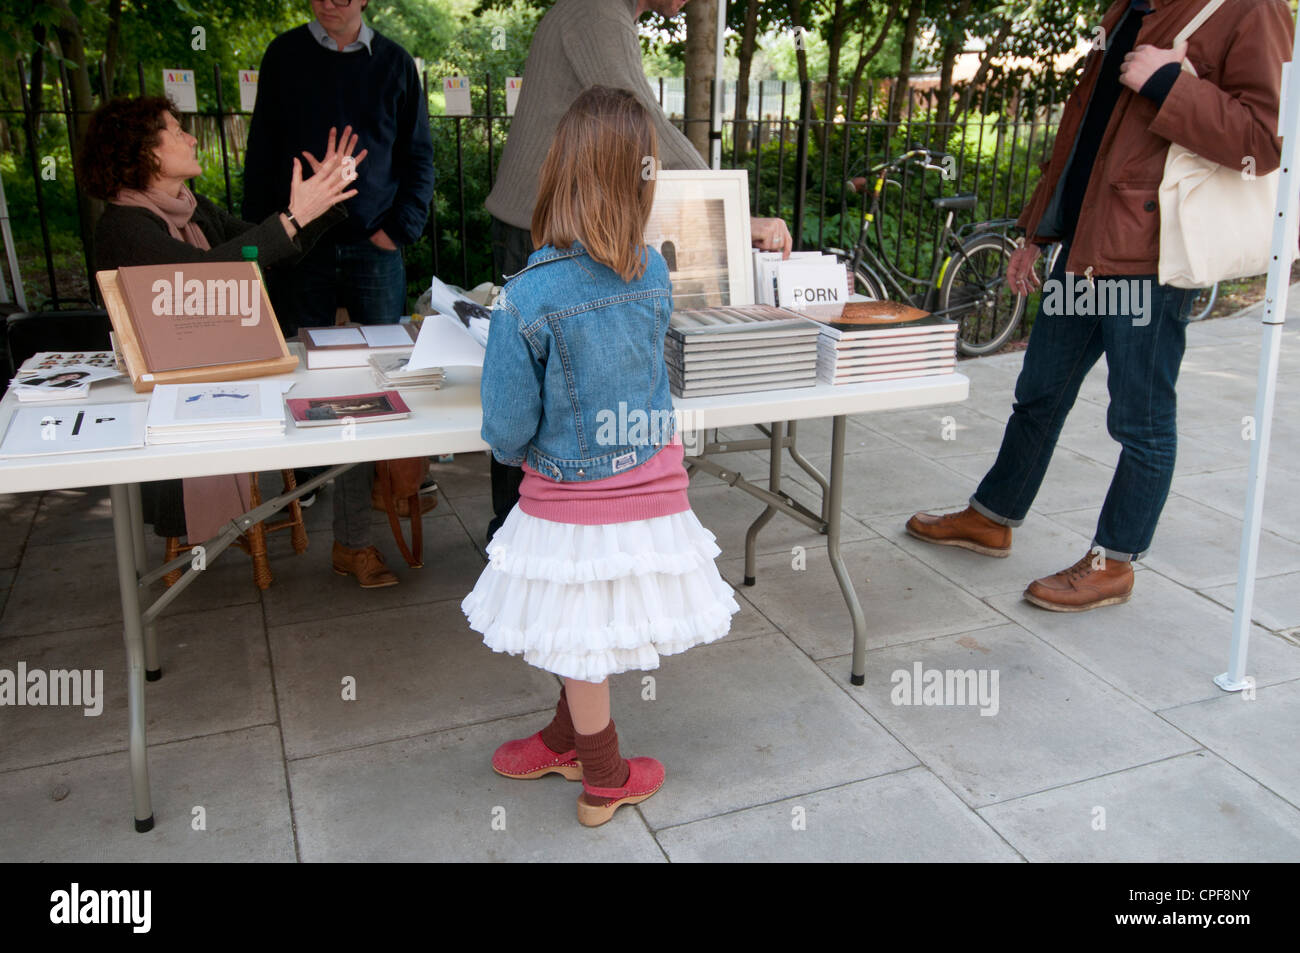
407, 313, 486, 370
361, 325, 416, 348
307, 327, 366, 347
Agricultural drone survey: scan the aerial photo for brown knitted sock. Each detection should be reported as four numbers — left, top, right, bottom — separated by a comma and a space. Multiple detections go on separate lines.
539, 686, 576, 754
575, 720, 630, 807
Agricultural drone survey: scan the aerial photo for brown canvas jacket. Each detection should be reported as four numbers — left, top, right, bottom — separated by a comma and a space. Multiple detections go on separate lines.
1017, 0, 1294, 277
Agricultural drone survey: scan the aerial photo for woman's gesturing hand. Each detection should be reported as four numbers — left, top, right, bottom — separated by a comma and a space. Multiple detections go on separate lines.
286, 125, 367, 227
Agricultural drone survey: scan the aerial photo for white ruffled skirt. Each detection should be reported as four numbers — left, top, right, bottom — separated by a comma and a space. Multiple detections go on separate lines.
461, 506, 740, 682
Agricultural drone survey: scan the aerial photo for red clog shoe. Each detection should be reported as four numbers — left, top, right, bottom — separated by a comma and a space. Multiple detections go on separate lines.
576, 756, 666, 827
492, 731, 583, 781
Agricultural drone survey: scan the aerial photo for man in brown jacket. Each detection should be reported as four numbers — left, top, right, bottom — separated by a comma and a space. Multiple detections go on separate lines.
907, 0, 1293, 611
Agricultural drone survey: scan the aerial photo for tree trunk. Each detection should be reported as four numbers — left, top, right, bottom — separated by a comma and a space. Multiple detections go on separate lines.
889, 0, 923, 126
51, 0, 99, 271
104, 0, 123, 97
788, 0, 810, 94
733, 0, 760, 161
849, 0, 901, 120
684, 0, 718, 162
954, 16, 1013, 122
933, 0, 972, 147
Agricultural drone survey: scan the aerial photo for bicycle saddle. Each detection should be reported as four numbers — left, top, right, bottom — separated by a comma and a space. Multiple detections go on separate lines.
932, 193, 978, 211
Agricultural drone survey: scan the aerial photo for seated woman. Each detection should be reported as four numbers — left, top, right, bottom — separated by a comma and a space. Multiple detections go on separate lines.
78, 95, 401, 588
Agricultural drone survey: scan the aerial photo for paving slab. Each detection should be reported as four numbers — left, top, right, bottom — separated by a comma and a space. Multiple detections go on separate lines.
978, 750, 1300, 862
862, 405, 1011, 460
0, 725, 296, 862
1052, 498, 1300, 590
258, 511, 486, 629
608, 631, 918, 830
267, 598, 559, 760
0, 492, 38, 571
0, 568, 12, 625
987, 572, 1300, 711
686, 481, 876, 561
427, 452, 490, 499
1203, 572, 1300, 633
824, 623, 1199, 807
27, 486, 115, 545
938, 446, 1118, 517
657, 766, 1021, 862
0, 603, 274, 773
1, 536, 259, 637
1161, 678, 1300, 811
718, 417, 898, 459
719, 538, 1005, 659
1172, 466, 1300, 541
863, 509, 1094, 599
289, 713, 665, 862
786, 445, 977, 520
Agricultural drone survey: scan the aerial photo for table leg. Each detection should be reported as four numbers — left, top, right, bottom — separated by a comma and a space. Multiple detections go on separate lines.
743, 421, 784, 586
824, 416, 869, 685
110, 483, 155, 832
126, 483, 160, 681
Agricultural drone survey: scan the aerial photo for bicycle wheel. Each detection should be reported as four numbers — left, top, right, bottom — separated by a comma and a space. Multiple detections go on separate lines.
826, 249, 888, 301
1190, 283, 1218, 321
940, 233, 1027, 357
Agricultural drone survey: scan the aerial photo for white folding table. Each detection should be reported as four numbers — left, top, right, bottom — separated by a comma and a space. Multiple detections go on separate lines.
0, 351, 967, 830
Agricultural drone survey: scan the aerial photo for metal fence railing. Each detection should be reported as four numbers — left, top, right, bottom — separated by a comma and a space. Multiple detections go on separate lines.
2, 64, 1059, 335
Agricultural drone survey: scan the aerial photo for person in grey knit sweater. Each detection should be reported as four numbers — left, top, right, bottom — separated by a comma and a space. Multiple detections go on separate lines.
484, 0, 792, 542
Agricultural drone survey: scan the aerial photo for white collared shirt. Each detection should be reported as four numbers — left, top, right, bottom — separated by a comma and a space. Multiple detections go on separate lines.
307, 18, 374, 53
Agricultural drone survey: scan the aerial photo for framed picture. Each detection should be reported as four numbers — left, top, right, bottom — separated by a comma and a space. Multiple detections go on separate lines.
645, 169, 754, 310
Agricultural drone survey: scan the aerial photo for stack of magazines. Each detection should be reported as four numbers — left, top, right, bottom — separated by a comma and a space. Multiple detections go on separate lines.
369, 354, 444, 391
145, 382, 286, 445
811, 302, 959, 384
9, 351, 122, 402
666, 306, 821, 397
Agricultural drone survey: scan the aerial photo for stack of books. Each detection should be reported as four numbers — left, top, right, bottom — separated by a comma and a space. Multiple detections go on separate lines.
666, 306, 821, 397
810, 302, 959, 384
298, 323, 419, 369
369, 354, 444, 391
144, 381, 286, 445
9, 351, 122, 402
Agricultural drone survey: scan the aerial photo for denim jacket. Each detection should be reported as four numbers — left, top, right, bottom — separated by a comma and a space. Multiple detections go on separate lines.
480, 241, 677, 482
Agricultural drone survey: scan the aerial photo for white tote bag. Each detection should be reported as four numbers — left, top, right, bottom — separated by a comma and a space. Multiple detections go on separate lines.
1158, 0, 1300, 289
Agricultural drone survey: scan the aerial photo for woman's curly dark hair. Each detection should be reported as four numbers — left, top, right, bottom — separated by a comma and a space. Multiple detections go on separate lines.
77, 96, 181, 200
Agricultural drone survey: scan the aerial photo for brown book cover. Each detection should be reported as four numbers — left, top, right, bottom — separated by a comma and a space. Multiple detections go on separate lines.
115, 262, 285, 373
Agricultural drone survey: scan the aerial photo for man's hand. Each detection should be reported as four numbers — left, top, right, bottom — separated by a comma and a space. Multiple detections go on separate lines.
1119, 41, 1188, 92
1006, 242, 1042, 297
370, 229, 398, 250
751, 217, 793, 258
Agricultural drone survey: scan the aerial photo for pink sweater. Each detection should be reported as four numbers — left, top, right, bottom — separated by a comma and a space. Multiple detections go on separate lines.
518, 439, 691, 525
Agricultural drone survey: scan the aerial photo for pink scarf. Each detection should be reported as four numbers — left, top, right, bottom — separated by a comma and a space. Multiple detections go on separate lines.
111, 186, 212, 251
113, 185, 250, 543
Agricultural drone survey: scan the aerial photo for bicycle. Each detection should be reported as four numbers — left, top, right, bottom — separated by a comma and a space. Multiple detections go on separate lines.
823, 147, 1027, 356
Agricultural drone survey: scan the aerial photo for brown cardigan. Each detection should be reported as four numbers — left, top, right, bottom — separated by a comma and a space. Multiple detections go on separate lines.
1018, 0, 1293, 277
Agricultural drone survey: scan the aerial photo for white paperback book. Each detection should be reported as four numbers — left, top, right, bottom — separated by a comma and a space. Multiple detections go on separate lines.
0, 402, 148, 457
407, 312, 487, 371
145, 381, 286, 444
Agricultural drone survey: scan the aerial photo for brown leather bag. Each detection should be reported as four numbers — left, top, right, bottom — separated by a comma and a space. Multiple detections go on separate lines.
372, 458, 431, 568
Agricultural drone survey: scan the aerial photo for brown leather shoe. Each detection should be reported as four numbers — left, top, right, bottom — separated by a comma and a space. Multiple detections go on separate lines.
332, 542, 399, 588
906, 506, 1011, 557
1024, 552, 1133, 612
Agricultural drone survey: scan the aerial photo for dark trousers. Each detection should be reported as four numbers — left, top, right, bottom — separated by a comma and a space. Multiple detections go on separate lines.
971, 246, 1199, 561
486, 216, 535, 542
270, 236, 405, 550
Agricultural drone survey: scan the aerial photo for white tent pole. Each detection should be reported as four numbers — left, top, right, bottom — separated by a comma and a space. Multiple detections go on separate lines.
1216, 18, 1300, 693
712, 0, 725, 169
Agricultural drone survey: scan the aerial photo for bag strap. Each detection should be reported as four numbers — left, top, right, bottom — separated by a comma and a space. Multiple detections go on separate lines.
374, 461, 424, 569
1174, 0, 1227, 47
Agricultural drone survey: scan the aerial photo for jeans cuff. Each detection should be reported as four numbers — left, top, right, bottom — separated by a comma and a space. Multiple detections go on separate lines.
1092, 541, 1141, 563
969, 496, 1023, 528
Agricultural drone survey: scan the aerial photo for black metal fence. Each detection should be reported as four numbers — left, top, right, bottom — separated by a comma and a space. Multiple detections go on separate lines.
1, 63, 1060, 318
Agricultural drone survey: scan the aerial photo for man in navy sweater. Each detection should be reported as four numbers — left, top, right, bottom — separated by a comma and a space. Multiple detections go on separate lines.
243, 0, 437, 589
243, 0, 435, 335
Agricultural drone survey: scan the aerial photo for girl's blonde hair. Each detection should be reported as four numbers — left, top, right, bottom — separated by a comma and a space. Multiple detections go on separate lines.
531, 86, 659, 282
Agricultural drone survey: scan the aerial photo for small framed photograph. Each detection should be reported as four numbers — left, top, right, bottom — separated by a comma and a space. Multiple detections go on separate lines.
645, 169, 754, 310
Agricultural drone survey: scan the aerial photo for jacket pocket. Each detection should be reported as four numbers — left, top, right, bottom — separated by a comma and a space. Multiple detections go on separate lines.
1098, 183, 1161, 267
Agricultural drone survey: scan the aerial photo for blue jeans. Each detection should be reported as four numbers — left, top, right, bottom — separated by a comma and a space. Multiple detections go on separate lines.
970, 248, 1199, 561
271, 237, 407, 337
